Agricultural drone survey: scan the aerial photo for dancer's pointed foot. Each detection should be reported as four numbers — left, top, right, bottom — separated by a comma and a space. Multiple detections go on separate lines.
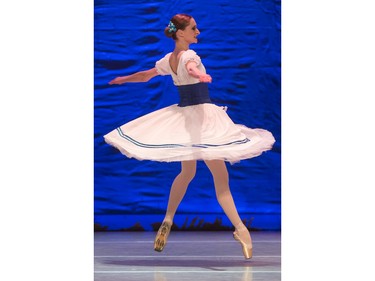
154, 221, 172, 252
233, 226, 253, 259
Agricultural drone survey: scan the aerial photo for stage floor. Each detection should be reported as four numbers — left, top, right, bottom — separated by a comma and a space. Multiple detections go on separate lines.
94, 231, 281, 281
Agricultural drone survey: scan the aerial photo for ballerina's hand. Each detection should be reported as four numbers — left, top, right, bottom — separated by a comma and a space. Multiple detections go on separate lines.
199, 74, 212, 83
109, 77, 126, 85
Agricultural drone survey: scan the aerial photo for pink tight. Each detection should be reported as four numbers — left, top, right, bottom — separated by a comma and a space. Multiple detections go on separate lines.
163, 160, 251, 246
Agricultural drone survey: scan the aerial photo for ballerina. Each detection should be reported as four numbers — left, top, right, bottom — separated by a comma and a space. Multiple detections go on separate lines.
105, 13, 275, 259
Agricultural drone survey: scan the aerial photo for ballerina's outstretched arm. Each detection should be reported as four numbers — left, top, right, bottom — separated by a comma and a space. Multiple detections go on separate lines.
186, 61, 212, 83
108, 67, 159, 85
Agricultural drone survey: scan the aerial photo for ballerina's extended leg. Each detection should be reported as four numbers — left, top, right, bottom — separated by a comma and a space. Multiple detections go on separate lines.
154, 160, 196, 252
204, 159, 253, 259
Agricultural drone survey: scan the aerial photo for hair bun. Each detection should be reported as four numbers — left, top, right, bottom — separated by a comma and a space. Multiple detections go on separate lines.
164, 27, 174, 38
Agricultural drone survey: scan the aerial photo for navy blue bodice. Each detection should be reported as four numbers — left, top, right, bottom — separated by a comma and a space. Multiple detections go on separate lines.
177, 83, 212, 107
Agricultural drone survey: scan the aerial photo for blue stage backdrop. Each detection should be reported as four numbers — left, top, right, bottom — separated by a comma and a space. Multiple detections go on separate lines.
94, 0, 281, 231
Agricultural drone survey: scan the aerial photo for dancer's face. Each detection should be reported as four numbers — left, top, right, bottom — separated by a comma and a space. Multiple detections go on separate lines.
179, 18, 200, 44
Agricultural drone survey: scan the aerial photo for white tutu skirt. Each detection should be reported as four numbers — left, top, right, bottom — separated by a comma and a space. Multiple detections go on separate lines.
104, 103, 275, 164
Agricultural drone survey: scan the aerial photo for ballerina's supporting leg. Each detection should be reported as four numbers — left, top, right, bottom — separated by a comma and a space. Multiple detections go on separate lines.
154, 160, 197, 252
204, 159, 253, 259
